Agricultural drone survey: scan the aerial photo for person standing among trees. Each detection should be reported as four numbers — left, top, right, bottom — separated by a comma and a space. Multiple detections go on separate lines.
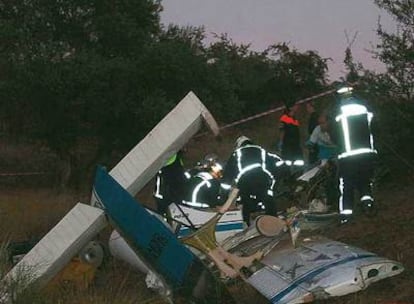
306, 101, 320, 164
306, 113, 339, 206
277, 103, 304, 167
334, 86, 377, 224
306, 113, 338, 163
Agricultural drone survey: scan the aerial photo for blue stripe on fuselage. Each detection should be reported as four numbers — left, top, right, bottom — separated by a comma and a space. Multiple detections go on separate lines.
178, 222, 244, 237
270, 253, 375, 303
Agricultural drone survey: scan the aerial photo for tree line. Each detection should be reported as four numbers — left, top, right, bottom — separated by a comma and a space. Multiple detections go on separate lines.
0, 0, 412, 186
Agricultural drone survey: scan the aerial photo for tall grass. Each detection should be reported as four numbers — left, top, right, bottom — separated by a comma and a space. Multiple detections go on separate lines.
0, 241, 171, 304
0, 241, 50, 304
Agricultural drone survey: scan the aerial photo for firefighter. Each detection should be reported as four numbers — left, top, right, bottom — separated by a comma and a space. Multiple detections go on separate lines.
153, 151, 187, 216
184, 153, 219, 178
220, 136, 287, 225
334, 86, 377, 224
181, 156, 223, 209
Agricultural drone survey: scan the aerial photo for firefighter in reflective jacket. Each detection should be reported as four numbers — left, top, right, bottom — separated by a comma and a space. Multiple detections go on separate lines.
153, 151, 186, 216
182, 158, 223, 209
220, 136, 286, 225
334, 86, 377, 223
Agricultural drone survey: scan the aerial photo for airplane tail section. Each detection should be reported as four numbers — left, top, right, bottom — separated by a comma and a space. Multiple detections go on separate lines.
92, 166, 205, 297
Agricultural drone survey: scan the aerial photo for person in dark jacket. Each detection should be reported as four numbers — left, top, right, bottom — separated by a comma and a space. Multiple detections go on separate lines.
221, 136, 288, 225
278, 103, 304, 167
153, 151, 187, 216
334, 86, 377, 224
306, 101, 320, 164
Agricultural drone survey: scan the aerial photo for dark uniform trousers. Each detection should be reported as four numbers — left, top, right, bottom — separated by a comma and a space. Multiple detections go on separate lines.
237, 169, 276, 224
338, 153, 375, 213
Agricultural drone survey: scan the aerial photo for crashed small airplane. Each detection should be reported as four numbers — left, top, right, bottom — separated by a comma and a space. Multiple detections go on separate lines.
98, 92, 404, 303
1, 91, 404, 304
95, 165, 404, 303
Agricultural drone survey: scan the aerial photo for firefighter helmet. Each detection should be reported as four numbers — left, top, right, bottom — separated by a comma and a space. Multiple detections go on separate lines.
336, 86, 354, 96
235, 135, 252, 149
203, 153, 218, 166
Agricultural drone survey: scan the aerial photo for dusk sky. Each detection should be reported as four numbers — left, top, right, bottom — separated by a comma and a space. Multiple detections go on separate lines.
160, 0, 396, 81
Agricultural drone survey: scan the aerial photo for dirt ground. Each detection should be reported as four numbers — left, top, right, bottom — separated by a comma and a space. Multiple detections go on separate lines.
320, 177, 414, 303
0, 114, 413, 303
0, 173, 413, 303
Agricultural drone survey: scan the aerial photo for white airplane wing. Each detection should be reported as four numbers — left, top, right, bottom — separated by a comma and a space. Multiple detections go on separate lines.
104, 91, 219, 198
244, 236, 404, 304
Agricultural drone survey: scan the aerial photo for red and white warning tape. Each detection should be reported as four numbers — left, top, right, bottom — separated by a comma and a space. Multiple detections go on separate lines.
197, 87, 339, 137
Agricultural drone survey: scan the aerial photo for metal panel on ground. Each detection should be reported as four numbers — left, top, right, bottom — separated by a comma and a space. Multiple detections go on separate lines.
106, 91, 219, 197
246, 237, 404, 303
1, 203, 107, 302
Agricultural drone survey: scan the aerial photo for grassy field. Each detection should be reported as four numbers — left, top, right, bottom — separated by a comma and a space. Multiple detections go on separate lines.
0, 108, 413, 303
1, 177, 413, 303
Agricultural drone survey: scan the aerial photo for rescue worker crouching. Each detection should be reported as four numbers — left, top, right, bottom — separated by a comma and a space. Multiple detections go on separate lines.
181, 154, 224, 209
220, 136, 287, 225
334, 86, 377, 224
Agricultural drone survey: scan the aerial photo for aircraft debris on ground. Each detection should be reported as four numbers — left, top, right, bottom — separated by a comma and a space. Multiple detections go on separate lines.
1, 92, 404, 304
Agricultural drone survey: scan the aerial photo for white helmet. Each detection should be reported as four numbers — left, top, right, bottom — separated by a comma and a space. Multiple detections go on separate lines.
336, 86, 353, 95
203, 153, 218, 165
235, 135, 252, 149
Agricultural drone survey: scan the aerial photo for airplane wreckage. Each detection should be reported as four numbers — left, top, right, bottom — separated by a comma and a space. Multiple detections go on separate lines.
1, 92, 404, 303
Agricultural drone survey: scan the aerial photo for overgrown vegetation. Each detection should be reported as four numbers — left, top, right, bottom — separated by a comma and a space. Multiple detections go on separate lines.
0, 1, 412, 301
0, 1, 411, 188
0, 241, 49, 304
0, 0, 330, 188
0, 239, 174, 304
341, 0, 414, 175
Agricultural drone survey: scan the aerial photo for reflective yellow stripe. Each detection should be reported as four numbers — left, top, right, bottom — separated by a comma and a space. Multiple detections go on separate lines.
165, 154, 177, 166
